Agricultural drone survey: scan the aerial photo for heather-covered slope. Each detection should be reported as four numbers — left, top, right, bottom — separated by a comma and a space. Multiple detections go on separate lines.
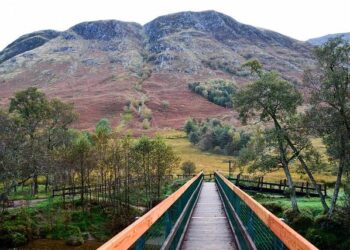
0, 11, 315, 130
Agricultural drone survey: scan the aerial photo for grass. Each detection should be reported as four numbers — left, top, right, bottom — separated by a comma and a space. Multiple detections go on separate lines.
8, 184, 51, 200
161, 129, 337, 183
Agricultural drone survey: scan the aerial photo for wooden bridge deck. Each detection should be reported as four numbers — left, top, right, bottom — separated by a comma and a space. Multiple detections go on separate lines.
181, 182, 238, 250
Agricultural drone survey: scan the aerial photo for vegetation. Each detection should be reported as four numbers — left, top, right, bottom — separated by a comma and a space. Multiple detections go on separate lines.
234, 60, 328, 213
304, 37, 350, 216
188, 79, 236, 107
0, 88, 180, 247
181, 161, 196, 175
184, 118, 250, 156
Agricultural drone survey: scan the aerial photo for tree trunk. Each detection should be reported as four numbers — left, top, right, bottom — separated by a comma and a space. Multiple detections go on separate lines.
80, 157, 84, 206
33, 175, 39, 195
328, 136, 346, 217
274, 119, 299, 213
45, 175, 49, 193
282, 165, 299, 213
284, 136, 329, 212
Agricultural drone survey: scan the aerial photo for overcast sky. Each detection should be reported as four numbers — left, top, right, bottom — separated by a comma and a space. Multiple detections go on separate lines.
1, 0, 349, 50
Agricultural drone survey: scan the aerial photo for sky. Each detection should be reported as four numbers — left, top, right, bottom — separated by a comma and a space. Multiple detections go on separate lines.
1, 0, 349, 50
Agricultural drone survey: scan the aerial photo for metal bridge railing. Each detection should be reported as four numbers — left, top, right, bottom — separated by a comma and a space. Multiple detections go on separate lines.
98, 172, 203, 250
215, 171, 318, 250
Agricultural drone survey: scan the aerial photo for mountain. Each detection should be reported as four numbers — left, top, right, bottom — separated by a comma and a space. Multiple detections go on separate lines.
0, 10, 315, 130
307, 32, 350, 46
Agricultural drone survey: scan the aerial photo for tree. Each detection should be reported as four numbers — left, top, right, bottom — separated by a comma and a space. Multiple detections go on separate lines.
234, 70, 302, 212
304, 37, 350, 216
42, 98, 77, 192
235, 62, 331, 213
9, 87, 49, 194
153, 136, 179, 200
94, 118, 112, 185
71, 132, 92, 205
181, 161, 196, 175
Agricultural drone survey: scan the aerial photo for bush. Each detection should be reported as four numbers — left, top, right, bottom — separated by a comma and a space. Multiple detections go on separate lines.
283, 209, 314, 234
0, 231, 27, 247
306, 228, 337, 250
262, 203, 283, 216
161, 100, 170, 111
65, 235, 84, 246
181, 161, 196, 175
11, 232, 27, 247
142, 119, 151, 129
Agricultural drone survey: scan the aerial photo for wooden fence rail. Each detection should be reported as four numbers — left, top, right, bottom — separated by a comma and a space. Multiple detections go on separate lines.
228, 174, 327, 197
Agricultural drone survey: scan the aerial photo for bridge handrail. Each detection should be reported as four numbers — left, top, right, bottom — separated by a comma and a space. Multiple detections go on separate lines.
215, 171, 318, 250
98, 172, 203, 250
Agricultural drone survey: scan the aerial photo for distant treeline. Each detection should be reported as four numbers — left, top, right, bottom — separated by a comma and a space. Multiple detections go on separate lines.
188, 79, 236, 108
184, 118, 250, 156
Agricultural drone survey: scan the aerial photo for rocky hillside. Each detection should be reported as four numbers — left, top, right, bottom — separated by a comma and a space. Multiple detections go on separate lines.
0, 11, 315, 130
307, 32, 350, 46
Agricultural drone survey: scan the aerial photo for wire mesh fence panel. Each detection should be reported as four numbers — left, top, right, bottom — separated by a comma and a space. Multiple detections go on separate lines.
215, 173, 287, 250
132, 174, 203, 250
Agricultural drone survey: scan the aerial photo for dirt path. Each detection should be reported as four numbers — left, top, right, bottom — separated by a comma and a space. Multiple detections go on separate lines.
11, 198, 47, 208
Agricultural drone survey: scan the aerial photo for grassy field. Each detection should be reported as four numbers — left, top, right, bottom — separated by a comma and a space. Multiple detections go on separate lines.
159, 129, 336, 183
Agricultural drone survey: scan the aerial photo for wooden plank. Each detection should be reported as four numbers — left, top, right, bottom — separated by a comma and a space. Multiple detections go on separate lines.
215, 172, 318, 250
181, 182, 237, 250
97, 172, 203, 250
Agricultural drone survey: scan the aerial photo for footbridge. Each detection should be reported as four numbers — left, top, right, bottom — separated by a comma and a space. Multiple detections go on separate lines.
98, 172, 317, 250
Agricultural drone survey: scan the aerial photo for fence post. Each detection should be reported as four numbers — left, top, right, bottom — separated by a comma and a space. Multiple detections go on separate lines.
236, 173, 241, 186
324, 184, 327, 197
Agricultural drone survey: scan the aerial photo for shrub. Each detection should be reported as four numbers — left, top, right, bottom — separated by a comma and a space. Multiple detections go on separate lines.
142, 119, 151, 129
262, 203, 283, 216
11, 232, 27, 247
65, 235, 84, 246
306, 228, 337, 250
181, 161, 196, 175
161, 100, 170, 111
140, 106, 152, 120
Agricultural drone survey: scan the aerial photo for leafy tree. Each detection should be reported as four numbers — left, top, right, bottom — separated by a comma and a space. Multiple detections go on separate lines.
304, 37, 350, 216
188, 79, 236, 107
71, 132, 92, 205
8, 87, 49, 194
184, 118, 250, 156
236, 61, 330, 213
234, 70, 303, 212
94, 118, 112, 185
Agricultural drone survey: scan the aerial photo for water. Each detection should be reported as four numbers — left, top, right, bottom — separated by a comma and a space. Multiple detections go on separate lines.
18, 239, 103, 250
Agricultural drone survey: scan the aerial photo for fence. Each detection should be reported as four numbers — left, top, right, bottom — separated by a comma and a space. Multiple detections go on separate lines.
228, 174, 327, 197
215, 171, 317, 250
98, 172, 203, 249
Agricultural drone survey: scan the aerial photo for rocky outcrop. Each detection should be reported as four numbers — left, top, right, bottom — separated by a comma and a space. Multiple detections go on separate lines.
0, 30, 60, 64
70, 20, 143, 41
307, 32, 350, 46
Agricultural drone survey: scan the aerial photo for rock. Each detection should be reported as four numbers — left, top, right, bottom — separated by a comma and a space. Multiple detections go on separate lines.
70, 20, 142, 41
65, 236, 84, 246
0, 30, 60, 64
